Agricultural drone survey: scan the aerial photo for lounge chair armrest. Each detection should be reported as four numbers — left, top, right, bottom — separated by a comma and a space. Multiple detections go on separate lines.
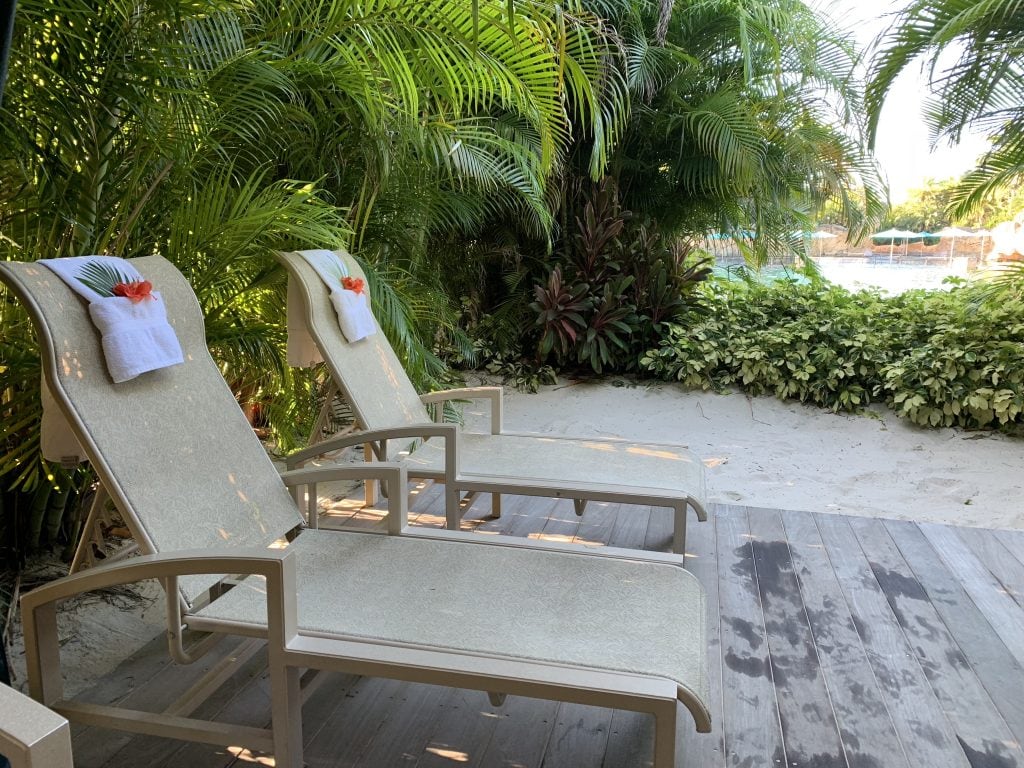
420, 386, 503, 433
285, 423, 459, 472
0, 684, 73, 768
20, 548, 297, 705
280, 463, 410, 534
20, 548, 294, 614
279, 463, 408, 490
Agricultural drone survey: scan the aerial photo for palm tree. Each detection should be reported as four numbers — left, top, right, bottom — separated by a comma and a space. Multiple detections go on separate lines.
608, 0, 886, 257
0, 0, 622, 562
867, 0, 1024, 218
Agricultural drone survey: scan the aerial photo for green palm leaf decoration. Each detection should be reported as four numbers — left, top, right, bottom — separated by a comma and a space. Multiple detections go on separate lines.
75, 261, 135, 298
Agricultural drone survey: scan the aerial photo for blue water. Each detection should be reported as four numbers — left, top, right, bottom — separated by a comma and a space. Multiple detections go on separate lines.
715, 256, 972, 295
813, 256, 970, 294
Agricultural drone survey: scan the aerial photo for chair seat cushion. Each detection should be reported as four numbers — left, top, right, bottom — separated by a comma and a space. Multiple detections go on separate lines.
192, 530, 708, 704
404, 432, 707, 507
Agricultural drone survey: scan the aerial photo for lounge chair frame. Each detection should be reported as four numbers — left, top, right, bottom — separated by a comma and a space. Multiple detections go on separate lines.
279, 249, 708, 553
0, 684, 73, 768
3, 257, 710, 768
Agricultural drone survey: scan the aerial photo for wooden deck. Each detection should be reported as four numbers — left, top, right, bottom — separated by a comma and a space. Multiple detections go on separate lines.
65, 485, 1024, 768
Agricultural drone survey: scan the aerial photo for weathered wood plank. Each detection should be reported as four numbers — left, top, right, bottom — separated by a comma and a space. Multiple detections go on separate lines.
748, 509, 846, 768
540, 702, 613, 768
573, 500, 620, 548
68, 635, 250, 768
302, 676, 412, 766
849, 517, 1024, 768
103, 644, 271, 768
885, 520, 1024, 758
955, 526, 1024, 608
814, 514, 969, 768
476, 695, 558, 768
918, 522, 1024, 671
715, 506, 784, 768
416, 688, 501, 767
472, 493, 560, 539
537, 498, 584, 545
354, 682, 452, 766
782, 510, 909, 768
607, 505, 653, 551
992, 529, 1024, 569
602, 709, 655, 768
681, 505, 725, 768
642, 507, 674, 553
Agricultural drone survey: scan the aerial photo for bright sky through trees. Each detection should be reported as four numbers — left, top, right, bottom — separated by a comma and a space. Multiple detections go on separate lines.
821, 0, 990, 204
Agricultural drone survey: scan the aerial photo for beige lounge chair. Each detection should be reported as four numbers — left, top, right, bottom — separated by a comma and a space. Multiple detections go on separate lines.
0, 685, 73, 768
279, 249, 708, 553
2, 257, 710, 767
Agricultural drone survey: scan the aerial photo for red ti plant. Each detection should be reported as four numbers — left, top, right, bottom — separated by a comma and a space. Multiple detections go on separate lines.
531, 266, 591, 360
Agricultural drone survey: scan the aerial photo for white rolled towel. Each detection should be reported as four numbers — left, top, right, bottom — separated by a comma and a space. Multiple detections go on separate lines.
39, 256, 184, 383
88, 292, 184, 382
330, 288, 376, 343
296, 249, 377, 343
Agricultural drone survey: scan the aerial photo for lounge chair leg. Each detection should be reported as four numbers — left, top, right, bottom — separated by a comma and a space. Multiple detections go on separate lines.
364, 443, 377, 506
445, 485, 461, 530
490, 493, 501, 519
672, 505, 688, 555
69, 483, 110, 574
269, 663, 303, 768
23, 602, 62, 705
487, 691, 507, 707
574, 498, 587, 516
652, 702, 679, 768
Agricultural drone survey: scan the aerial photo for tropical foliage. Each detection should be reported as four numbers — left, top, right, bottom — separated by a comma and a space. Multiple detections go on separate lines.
885, 176, 1024, 232
1, 0, 891, 565
642, 278, 1024, 429
867, 0, 1024, 218
442, 0, 885, 377
0, 0, 620, 564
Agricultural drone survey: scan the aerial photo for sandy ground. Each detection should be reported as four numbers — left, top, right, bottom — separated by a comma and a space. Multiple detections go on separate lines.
465, 379, 1024, 530
7, 380, 1024, 699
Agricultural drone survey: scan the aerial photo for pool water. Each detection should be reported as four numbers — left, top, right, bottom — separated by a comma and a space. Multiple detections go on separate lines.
714, 256, 973, 295
812, 256, 971, 294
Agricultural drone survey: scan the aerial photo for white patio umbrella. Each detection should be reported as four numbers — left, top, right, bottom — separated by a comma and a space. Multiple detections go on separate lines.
973, 228, 992, 259
793, 230, 837, 256
934, 226, 973, 258
872, 228, 919, 259
811, 229, 836, 256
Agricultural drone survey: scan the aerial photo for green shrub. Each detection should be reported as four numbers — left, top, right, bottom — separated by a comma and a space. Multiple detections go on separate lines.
640, 279, 1024, 429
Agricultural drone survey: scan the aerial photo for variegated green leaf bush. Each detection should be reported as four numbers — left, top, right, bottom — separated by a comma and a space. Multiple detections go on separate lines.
641, 280, 1024, 429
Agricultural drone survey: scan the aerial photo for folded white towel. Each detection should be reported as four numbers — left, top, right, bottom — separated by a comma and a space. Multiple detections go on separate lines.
296, 249, 376, 344
39, 256, 185, 383
330, 285, 377, 342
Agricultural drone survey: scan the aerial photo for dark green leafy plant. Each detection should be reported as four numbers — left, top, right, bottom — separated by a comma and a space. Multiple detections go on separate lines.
577, 276, 637, 373
641, 278, 1024, 429
76, 262, 136, 298
531, 266, 592, 360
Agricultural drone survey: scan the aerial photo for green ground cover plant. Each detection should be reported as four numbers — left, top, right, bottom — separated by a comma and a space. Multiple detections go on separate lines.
640, 279, 1024, 429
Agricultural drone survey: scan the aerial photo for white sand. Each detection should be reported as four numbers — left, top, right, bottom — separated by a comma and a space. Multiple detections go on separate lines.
9, 381, 1024, 698
464, 378, 1024, 530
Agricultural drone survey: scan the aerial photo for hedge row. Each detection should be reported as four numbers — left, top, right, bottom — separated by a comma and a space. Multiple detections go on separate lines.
640, 280, 1024, 428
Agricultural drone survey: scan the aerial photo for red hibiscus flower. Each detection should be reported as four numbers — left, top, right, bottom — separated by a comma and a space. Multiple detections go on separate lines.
341, 276, 365, 295
113, 280, 154, 303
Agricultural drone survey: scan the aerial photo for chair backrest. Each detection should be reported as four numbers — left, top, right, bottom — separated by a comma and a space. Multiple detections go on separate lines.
0, 257, 303, 605
278, 251, 430, 449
